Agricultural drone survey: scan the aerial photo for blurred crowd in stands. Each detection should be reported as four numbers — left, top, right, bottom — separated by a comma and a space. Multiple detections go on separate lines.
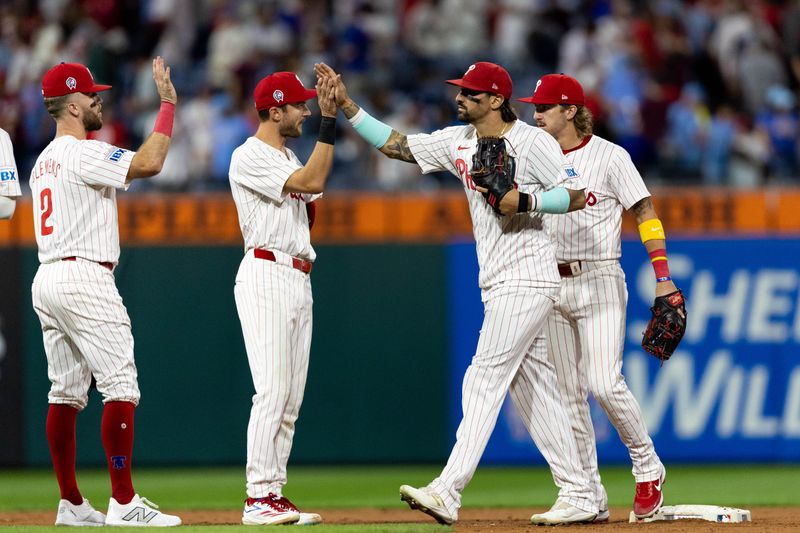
2, 0, 800, 192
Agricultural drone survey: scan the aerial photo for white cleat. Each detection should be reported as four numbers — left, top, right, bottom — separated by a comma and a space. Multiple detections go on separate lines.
531, 501, 597, 525
55, 498, 106, 526
399, 484, 456, 525
271, 494, 322, 526
594, 509, 610, 523
296, 512, 323, 526
105, 494, 181, 527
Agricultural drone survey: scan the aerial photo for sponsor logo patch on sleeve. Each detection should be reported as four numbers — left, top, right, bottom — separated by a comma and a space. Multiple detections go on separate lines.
564, 165, 579, 178
0, 166, 17, 182
106, 148, 127, 162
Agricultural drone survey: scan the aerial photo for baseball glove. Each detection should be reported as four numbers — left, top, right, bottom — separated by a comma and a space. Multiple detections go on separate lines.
642, 290, 687, 362
471, 136, 515, 214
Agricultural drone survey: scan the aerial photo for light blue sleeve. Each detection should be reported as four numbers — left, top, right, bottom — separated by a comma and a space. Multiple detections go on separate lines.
532, 187, 571, 214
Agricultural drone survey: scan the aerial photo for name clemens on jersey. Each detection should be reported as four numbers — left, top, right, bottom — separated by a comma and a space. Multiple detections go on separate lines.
30, 158, 62, 182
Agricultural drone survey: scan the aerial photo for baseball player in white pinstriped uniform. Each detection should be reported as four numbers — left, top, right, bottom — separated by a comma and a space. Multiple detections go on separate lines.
317, 61, 600, 526
519, 74, 674, 522
0, 128, 21, 219
30, 58, 181, 527
230, 70, 338, 526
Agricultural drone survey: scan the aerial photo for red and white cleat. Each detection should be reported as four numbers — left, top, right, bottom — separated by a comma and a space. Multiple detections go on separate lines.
633, 470, 666, 519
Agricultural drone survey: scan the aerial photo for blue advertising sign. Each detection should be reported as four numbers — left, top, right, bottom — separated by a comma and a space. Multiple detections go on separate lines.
446, 238, 800, 464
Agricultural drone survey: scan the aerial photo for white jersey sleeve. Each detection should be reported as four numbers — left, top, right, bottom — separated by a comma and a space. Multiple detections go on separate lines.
519, 128, 586, 192
230, 139, 302, 203
0, 128, 22, 198
607, 145, 650, 209
79, 140, 135, 189
407, 126, 465, 175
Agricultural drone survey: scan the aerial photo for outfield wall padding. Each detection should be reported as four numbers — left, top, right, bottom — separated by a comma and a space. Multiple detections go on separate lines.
17, 245, 449, 467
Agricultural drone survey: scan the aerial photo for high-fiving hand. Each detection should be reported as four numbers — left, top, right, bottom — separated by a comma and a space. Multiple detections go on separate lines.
314, 63, 349, 107
315, 73, 337, 118
152, 56, 177, 105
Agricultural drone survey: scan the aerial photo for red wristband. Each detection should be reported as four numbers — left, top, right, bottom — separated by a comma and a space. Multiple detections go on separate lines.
649, 248, 670, 280
153, 101, 175, 137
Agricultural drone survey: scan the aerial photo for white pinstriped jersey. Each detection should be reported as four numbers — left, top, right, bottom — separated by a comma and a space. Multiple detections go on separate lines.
549, 135, 650, 262
408, 121, 585, 289
229, 137, 318, 261
0, 128, 21, 198
29, 136, 134, 264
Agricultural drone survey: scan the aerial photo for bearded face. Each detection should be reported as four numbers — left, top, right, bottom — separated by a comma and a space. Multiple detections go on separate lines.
455, 89, 491, 124
278, 102, 310, 138
82, 107, 103, 131
80, 93, 103, 131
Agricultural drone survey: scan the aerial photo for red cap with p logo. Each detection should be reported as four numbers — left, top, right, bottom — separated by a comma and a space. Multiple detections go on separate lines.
518, 74, 585, 106
446, 62, 513, 99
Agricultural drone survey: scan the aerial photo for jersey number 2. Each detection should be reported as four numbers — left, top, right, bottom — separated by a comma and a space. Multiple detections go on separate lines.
40, 188, 54, 236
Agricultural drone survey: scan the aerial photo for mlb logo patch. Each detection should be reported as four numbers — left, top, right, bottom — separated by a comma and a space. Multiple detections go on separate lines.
0, 166, 17, 182
564, 166, 579, 178
107, 148, 126, 162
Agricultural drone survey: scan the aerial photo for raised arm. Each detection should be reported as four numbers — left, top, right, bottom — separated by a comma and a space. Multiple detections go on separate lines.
316, 62, 416, 163
127, 56, 177, 180
283, 76, 337, 194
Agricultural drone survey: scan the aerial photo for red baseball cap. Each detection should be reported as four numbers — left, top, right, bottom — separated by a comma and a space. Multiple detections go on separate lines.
518, 74, 585, 105
42, 63, 112, 98
254, 72, 317, 111
446, 62, 512, 100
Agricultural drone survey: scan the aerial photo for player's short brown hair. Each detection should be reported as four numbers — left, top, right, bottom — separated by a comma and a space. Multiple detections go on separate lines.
573, 105, 593, 137
44, 95, 71, 119
499, 100, 517, 122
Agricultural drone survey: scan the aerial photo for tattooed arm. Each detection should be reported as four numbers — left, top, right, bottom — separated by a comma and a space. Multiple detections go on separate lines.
631, 196, 677, 296
379, 130, 416, 163
339, 95, 416, 162
631, 196, 657, 224
318, 62, 416, 163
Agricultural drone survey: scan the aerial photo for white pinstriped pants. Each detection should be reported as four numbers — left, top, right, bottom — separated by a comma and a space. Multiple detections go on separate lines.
546, 263, 663, 511
31, 260, 140, 410
429, 284, 597, 519
234, 252, 313, 498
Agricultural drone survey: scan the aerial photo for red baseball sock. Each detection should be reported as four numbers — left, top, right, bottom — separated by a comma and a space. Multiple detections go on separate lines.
101, 401, 136, 504
46, 404, 83, 505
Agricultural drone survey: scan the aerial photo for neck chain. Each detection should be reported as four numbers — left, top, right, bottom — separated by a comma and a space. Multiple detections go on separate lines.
476, 121, 512, 139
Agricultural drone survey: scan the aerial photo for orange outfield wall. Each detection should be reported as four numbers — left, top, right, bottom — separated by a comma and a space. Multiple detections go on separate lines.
1, 187, 799, 246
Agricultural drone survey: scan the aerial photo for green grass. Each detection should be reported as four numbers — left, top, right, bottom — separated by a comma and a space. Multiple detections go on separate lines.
1, 464, 797, 531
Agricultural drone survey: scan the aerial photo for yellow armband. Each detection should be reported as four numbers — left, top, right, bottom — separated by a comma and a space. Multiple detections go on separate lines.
638, 218, 665, 243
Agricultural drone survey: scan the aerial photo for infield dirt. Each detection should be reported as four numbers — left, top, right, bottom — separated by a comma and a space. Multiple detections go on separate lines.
1, 506, 796, 531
